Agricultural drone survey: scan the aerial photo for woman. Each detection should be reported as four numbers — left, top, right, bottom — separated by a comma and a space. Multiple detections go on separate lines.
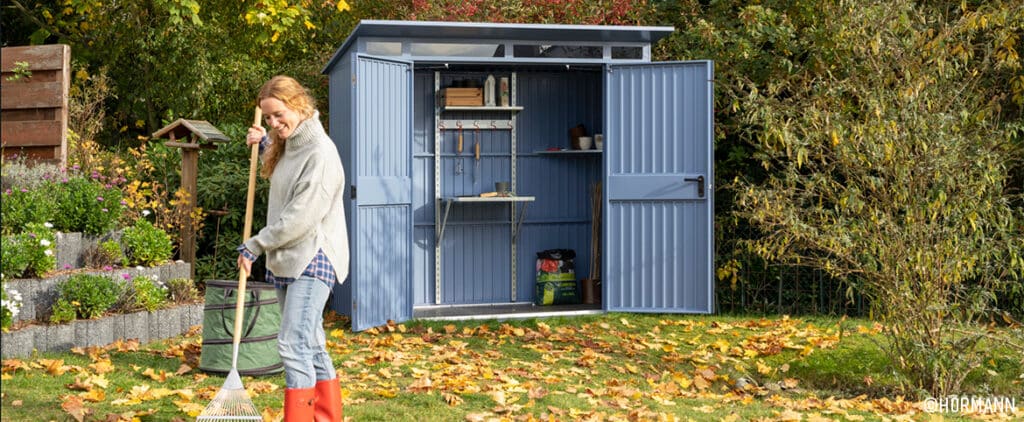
237, 75, 348, 422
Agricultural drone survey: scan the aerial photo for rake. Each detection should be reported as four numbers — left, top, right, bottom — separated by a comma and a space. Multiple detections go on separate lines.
197, 107, 264, 421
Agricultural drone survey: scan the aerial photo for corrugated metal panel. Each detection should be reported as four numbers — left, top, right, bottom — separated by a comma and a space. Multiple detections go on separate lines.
441, 224, 512, 303
348, 55, 414, 331
604, 62, 714, 314
354, 204, 412, 315
328, 53, 355, 315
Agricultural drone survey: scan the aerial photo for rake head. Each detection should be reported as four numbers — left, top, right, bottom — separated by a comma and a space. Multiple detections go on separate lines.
196, 370, 262, 421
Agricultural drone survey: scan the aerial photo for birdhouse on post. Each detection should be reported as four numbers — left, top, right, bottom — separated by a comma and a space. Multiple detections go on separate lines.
151, 119, 230, 278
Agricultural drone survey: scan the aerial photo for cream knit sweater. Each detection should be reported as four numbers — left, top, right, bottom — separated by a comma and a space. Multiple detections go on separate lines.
244, 111, 349, 283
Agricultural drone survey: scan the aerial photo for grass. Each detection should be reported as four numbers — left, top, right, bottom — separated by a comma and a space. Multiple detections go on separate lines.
1, 313, 1021, 421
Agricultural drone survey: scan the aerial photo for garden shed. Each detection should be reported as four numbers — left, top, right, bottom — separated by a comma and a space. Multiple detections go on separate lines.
322, 20, 714, 331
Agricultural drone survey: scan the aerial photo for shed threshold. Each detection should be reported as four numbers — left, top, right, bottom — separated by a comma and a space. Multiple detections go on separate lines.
415, 302, 602, 321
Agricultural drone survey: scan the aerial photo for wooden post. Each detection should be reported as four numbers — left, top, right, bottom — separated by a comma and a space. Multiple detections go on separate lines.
152, 119, 229, 281
179, 134, 199, 280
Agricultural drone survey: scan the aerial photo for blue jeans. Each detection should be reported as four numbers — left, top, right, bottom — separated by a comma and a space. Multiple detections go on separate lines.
276, 276, 335, 389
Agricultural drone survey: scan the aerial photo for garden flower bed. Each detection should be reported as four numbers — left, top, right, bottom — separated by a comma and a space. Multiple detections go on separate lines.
2, 156, 210, 358
1, 259, 201, 358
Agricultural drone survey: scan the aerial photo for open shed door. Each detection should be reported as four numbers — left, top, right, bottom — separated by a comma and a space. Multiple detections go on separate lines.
349, 55, 414, 331
604, 61, 714, 314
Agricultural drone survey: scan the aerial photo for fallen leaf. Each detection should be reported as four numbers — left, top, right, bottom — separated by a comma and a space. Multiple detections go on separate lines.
443, 392, 464, 406
88, 359, 116, 374
174, 401, 205, 418
142, 367, 169, 382
39, 358, 69, 376
3, 359, 31, 374
783, 378, 800, 389
528, 386, 548, 399
407, 375, 433, 392
175, 364, 192, 376
61, 395, 91, 422
78, 388, 105, 402
247, 381, 279, 395
778, 409, 803, 421
11, 400, 22, 406
693, 375, 710, 390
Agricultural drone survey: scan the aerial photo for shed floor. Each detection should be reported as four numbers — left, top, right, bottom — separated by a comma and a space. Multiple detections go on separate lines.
414, 302, 602, 321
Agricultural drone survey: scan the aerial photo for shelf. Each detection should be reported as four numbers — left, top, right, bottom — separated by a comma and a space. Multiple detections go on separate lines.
444, 195, 536, 203
535, 149, 602, 155
437, 196, 535, 245
443, 105, 523, 112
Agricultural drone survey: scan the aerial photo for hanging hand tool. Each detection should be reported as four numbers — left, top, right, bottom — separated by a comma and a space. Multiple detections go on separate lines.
473, 125, 480, 185
456, 122, 464, 175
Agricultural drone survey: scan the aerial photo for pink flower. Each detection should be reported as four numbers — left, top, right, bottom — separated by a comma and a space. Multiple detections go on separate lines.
96, 196, 104, 202
122, 273, 131, 280
63, 264, 72, 270
103, 265, 113, 271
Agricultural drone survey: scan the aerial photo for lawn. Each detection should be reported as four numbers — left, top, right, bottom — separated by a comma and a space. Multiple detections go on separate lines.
1, 313, 1020, 421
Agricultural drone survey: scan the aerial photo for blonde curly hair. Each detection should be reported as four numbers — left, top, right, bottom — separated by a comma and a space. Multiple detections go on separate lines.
257, 75, 316, 178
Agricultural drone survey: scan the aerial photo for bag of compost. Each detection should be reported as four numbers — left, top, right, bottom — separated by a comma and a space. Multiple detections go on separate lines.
199, 279, 284, 376
535, 249, 580, 305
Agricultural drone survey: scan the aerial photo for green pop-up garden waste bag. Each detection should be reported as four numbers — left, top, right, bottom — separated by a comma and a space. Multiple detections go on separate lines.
199, 279, 284, 376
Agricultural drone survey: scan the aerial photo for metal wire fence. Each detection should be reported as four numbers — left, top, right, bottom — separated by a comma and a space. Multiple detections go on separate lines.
714, 257, 868, 317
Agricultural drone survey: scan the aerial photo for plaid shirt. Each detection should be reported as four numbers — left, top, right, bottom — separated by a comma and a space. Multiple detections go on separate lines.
238, 246, 336, 289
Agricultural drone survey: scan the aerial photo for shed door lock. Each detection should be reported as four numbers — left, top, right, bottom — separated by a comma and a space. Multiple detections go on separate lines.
684, 176, 705, 198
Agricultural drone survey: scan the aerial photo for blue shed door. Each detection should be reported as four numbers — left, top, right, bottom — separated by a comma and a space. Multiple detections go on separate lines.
604, 61, 714, 314
349, 55, 414, 331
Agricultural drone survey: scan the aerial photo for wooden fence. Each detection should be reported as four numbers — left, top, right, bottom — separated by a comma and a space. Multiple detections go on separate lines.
1, 44, 71, 167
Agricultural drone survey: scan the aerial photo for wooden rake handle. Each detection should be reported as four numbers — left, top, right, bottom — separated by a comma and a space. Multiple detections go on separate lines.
232, 106, 262, 357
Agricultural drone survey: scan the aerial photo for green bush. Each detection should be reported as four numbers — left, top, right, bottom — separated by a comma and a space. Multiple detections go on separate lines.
54, 274, 122, 320
50, 299, 76, 324
21, 223, 56, 277
0, 223, 56, 279
0, 185, 56, 236
122, 219, 172, 267
0, 235, 31, 278
52, 176, 123, 236
118, 275, 168, 312
84, 239, 124, 269
166, 278, 200, 303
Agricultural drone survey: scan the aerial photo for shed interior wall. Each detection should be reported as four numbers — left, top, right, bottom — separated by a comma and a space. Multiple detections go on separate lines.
413, 65, 604, 307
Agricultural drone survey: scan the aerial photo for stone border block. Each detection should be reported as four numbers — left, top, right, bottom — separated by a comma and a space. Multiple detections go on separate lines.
0, 329, 34, 358
1, 304, 201, 358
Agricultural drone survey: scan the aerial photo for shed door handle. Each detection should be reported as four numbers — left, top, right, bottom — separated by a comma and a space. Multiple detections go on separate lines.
684, 176, 705, 198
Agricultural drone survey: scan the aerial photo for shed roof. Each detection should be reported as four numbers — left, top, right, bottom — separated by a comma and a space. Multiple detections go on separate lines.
323, 20, 675, 73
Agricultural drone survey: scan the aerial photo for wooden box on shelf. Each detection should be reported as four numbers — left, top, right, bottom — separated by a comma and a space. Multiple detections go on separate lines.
443, 88, 484, 106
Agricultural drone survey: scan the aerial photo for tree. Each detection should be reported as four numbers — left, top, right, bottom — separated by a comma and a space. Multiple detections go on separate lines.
717, 1, 1023, 395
